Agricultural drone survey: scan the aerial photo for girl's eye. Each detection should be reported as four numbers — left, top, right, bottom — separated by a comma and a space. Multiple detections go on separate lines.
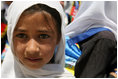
16, 33, 28, 38
39, 34, 50, 39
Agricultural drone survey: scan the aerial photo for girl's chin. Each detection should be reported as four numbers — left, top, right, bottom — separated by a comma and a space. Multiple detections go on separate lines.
25, 65, 43, 70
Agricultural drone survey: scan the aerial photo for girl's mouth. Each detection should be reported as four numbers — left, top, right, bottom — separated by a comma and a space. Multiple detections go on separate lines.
25, 57, 43, 63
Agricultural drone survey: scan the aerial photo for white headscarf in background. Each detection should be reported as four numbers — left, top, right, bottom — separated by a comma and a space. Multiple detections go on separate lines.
65, 1, 117, 39
1, 1, 74, 78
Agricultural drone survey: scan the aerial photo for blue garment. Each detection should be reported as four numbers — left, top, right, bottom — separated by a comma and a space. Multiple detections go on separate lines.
65, 36, 82, 68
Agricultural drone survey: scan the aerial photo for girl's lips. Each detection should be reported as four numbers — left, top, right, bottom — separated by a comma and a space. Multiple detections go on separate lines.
25, 57, 43, 63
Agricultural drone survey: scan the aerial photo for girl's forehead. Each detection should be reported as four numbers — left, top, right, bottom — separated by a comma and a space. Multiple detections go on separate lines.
14, 12, 57, 33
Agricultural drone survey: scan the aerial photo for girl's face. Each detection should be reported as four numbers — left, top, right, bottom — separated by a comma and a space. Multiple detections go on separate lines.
13, 12, 59, 70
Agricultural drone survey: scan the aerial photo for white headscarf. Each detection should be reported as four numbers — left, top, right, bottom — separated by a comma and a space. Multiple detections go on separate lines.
65, 1, 117, 39
1, 1, 74, 78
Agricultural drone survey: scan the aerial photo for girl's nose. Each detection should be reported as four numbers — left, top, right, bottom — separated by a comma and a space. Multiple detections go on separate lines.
25, 39, 40, 57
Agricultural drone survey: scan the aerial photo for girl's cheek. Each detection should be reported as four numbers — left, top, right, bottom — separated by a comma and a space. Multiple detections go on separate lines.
41, 44, 55, 52
14, 42, 25, 57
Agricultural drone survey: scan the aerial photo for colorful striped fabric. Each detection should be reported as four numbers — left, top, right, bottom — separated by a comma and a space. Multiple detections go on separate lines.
70, 1, 81, 22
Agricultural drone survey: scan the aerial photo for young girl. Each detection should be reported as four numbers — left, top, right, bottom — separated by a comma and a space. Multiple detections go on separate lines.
1, 1, 74, 78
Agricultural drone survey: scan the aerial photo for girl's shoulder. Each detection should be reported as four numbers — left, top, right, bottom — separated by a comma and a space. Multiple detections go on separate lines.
94, 31, 116, 41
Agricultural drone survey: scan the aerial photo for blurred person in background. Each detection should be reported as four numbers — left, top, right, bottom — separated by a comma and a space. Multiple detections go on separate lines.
65, 1, 117, 78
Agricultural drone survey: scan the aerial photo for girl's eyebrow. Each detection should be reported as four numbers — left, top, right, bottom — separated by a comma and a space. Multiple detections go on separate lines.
14, 29, 27, 32
37, 30, 53, 33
